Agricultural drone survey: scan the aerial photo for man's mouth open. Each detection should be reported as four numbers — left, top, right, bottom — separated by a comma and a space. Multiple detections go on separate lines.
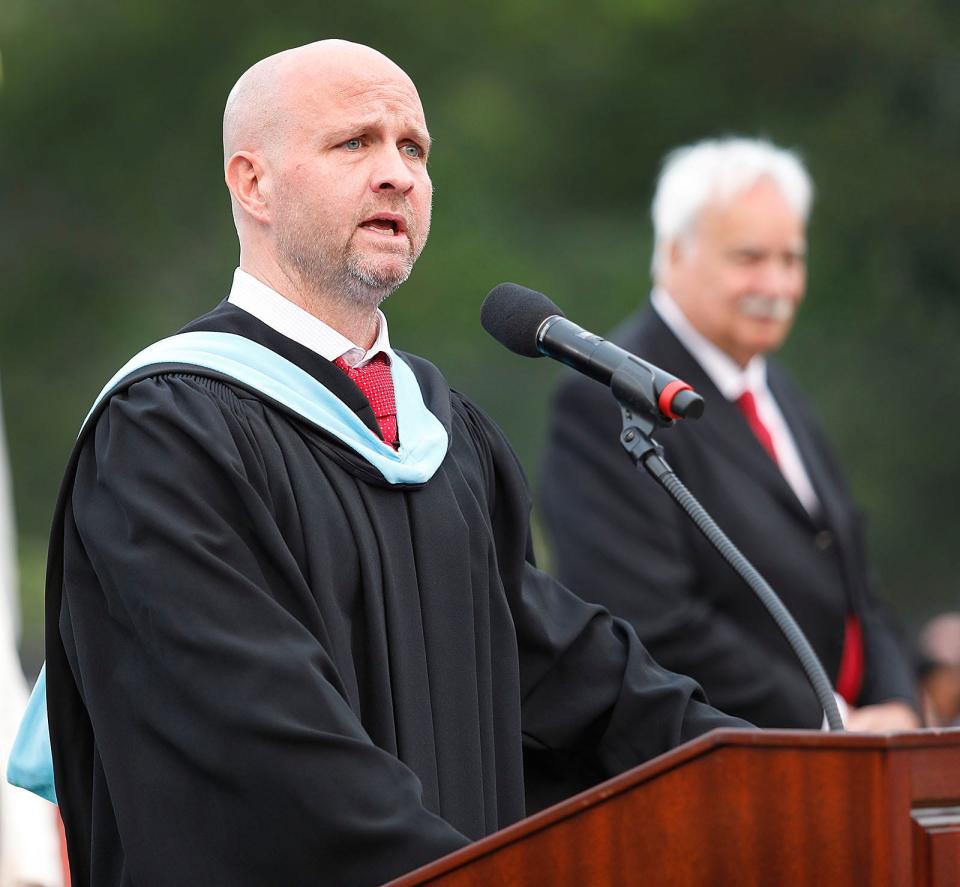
359, 213, 408, 237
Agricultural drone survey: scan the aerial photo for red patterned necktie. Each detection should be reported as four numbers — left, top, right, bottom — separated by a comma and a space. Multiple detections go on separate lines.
735, 390, 779, 465
334, 354, 399, 449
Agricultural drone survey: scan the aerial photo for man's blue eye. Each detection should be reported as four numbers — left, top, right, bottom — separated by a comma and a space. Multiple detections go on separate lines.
402, 144, 422, 158
344, 139, 362, 150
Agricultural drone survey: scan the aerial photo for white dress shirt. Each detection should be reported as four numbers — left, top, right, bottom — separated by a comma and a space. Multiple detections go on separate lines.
651, 288, 820, 516
227, 268, 391, 368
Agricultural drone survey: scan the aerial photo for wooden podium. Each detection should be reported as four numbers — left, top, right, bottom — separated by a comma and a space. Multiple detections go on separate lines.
387, 729, 960, 886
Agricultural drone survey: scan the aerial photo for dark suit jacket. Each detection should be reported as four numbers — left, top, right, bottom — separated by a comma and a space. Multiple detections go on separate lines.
539, 305, 917, 728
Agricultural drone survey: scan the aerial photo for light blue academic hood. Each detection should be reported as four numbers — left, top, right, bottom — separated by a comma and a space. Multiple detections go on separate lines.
89, 331, 449, 484
8, 330, 450, 804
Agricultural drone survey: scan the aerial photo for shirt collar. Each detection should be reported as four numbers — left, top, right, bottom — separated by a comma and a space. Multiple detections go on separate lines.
227, 268, 391, 368
650, 287, 766, 401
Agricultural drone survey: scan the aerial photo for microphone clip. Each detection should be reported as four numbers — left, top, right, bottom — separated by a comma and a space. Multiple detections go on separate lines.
612, 361, 670, 468
619, 403, 666, 468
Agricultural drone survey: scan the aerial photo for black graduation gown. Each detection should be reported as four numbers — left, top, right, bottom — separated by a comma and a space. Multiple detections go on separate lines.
46, 301, 747, 887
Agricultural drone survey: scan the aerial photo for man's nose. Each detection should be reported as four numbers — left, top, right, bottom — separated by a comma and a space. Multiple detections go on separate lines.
759, 259, 802, 296
370, 147, 415, 195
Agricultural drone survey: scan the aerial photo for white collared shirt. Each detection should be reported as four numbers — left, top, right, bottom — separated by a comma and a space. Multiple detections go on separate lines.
226, 268, 391, 368
651, 288, 820, 515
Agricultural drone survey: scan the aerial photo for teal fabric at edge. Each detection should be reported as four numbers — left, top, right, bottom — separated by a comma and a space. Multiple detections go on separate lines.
7, 665, 56, 803
8, 330, 451, 803
85, 331, 449, 484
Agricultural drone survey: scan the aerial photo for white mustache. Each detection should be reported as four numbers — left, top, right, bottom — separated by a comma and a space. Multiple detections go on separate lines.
737, 295, 796, 322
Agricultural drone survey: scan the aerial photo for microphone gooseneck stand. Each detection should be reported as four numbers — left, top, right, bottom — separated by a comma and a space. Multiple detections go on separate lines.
610, 361, 845, 732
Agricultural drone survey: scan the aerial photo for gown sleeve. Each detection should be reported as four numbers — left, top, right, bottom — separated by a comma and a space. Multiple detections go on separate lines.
455, 396, 753, 779
60, 375, 468, 887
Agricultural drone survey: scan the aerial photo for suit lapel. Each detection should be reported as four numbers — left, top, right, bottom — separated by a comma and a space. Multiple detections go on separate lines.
767, 367, 846, 533
633, 309, 815, 526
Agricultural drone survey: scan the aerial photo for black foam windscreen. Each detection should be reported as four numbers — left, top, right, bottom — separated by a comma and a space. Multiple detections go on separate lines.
480, 283, 565, 358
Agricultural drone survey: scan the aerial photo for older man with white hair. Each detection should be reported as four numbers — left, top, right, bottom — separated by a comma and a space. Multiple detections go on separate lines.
541, 137, 919, 733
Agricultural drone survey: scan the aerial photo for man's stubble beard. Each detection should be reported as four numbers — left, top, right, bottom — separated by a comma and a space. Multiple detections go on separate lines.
274, 202, 431, 312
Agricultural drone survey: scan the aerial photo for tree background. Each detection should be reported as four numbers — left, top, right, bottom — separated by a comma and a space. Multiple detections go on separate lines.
2, 0, 959, 672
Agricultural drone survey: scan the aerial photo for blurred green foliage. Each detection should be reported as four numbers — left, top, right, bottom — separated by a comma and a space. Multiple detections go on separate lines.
2, 1, 960, 667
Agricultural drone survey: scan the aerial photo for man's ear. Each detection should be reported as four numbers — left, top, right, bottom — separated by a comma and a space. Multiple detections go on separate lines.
225, 151, 270, 224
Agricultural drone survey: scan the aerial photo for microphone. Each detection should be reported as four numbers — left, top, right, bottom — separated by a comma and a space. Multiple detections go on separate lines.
480, 282, 704, 421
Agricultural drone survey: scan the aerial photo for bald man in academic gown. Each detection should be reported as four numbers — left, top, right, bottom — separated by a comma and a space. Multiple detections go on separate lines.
30, 42, 749, 887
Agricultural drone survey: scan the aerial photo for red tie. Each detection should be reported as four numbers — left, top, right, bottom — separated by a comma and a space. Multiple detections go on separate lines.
334, 354, 399, 449
735, 392, 864, 704
835, 612, 864, 706
735, 390, 779, 465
